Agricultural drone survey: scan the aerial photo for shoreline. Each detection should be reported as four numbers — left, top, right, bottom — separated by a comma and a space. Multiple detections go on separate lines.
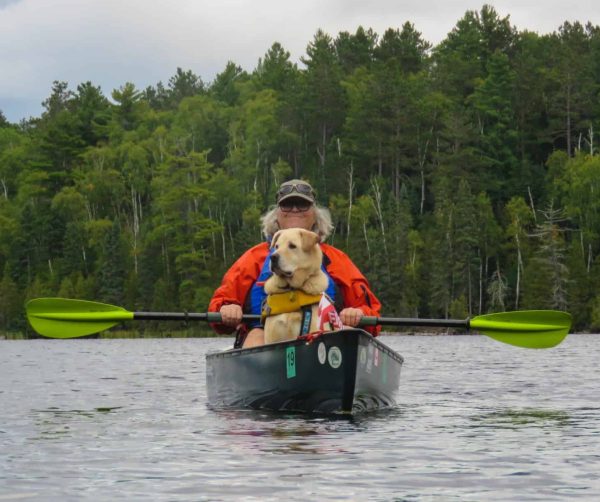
2, 331, 596, 340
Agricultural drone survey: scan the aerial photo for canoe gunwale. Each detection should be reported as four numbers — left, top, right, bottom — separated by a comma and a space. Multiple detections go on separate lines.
206, 329, 403, 363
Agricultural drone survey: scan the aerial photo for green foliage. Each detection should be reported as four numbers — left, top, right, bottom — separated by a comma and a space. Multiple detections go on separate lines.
4, 6, 600, 336
591, 295, 600, 331
98, 220, 127, 305
0, 269, 21, 331
522, 204, 570, 311
0, 110, 9, 128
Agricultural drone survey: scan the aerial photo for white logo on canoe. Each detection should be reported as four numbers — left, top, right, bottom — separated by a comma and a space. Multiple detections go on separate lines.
317, 342, 327, 365
328, 346, 342, 369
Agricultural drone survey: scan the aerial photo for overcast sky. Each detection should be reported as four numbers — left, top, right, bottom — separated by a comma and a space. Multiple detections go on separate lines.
1, 0, 598, 122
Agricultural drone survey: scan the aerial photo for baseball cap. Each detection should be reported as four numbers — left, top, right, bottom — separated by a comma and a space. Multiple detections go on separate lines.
276, 179, 316, 205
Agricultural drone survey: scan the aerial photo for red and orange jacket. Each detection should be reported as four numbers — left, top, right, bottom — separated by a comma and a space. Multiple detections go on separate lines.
208, 242, 381, 335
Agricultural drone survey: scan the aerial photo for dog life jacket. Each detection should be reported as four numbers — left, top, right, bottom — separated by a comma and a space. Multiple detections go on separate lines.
261, 290, 323, 336
261, 290, 322, 318
248, 247, 336, 328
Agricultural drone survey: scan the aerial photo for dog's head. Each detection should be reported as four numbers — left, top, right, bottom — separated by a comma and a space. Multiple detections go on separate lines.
269, 228, 322, 286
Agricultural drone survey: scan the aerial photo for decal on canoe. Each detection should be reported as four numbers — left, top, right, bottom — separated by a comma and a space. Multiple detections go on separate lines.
359, 346, 367, 367
366, 344, 373, 373
328, 346, 342, 369
317, 342, 326, 365
286, 346, 296, 378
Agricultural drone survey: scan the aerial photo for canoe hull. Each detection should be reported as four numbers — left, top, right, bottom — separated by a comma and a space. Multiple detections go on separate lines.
206, 329, 403, 414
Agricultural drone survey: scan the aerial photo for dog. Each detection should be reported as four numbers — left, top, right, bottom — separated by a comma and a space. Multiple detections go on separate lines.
263, 228, 329, 344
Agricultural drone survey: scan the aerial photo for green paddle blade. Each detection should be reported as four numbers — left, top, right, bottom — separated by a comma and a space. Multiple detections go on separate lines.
470, 310, 571, 349
26, 298, 134, 338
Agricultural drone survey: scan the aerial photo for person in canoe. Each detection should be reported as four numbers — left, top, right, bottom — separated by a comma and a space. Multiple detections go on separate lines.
208, 179, 381, 348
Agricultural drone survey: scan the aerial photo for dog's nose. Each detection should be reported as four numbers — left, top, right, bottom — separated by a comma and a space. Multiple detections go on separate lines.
271, 253, 279, 265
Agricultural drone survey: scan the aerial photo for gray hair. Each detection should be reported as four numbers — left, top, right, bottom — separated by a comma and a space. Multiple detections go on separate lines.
261, 205, 334, 241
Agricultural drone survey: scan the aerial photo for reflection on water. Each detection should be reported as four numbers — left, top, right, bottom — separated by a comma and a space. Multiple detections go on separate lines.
34, 406, 124, 416
30, 407, 125, 441
472, 408, 571, 428
1, 335, 600, 500
199, 407, 410, 457
207, 410, 357, 455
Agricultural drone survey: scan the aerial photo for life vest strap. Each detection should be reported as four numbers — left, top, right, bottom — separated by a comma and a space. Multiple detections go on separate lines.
300, 304, 313, 336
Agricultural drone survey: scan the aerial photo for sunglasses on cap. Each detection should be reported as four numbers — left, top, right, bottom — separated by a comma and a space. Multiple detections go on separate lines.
278, 198, 313, 212
276, 182, 314, 199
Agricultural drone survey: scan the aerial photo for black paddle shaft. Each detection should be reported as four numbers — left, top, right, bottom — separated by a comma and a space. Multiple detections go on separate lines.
133, 312, 262, 322
363, 316, 470, 329
132, 312, 469, 329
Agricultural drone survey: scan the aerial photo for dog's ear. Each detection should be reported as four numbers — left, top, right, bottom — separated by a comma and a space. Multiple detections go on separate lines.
271, 230, 282, 249
300, 229, 320, 252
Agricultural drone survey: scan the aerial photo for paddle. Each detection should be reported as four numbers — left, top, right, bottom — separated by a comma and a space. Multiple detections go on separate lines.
361, 311, 571, 349
26, 298, 571, 348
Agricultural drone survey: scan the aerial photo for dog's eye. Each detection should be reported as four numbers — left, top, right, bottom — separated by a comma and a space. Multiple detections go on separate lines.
289, 243, 297, 249
274, 244, 279, 249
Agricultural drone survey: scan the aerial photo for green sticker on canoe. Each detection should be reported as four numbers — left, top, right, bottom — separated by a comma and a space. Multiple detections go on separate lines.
286, 346, 296, 379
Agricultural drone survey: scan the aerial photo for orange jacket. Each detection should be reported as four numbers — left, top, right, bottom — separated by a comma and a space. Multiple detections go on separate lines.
208, 242, 381, 335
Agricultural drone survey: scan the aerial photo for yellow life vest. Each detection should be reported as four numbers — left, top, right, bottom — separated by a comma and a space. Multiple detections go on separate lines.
261, 290, 322, 320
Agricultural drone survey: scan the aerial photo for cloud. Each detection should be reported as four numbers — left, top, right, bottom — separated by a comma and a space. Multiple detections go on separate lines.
0, 0, 22, 9
0, 0, 598, 122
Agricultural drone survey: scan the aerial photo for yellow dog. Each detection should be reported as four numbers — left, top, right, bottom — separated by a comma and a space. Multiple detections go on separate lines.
263, 228, 329, 344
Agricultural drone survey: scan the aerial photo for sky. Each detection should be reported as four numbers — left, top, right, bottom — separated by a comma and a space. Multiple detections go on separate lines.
1, 0, 598, 123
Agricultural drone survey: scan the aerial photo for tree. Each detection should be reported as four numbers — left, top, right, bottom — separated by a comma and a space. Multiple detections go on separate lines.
41, 81, 75, 118
301, 30, 346, 189
505, 196, 534, 308
142, 81, 171, 110
0, 110, 9, 128
168, 67, 204, 105
474, 191, 502, 313
111, 82, 145, 133
0, 127, 30, 200
72, 81, 110, 145
172, 95, 229, 163
226, 89, 298, 198
451, 179, 479, 315
545, 22, 598, 156
255, 43, 298, 93
557, 153, 600, 271
37, 82, 87, 189
210, 61, 248, 106
522, 204, 569, 310
469, 50, 521, 199
0, 269, 21, 331
512, 31, 552, 167
433, 5, 516, 100
374, 23, 431, 74
97, 220, 127, 305
335, 26, 377, 73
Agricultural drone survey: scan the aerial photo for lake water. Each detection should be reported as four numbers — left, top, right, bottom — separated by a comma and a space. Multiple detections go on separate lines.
1, 333, 599, 501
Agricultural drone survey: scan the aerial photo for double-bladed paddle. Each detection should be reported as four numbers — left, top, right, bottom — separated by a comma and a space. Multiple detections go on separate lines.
25, 298, 571, 349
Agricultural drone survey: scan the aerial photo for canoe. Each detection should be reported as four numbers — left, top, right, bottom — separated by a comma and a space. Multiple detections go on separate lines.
205, 328, 403, 414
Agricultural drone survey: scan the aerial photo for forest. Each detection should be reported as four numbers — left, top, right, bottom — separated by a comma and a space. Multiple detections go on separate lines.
1, 5, 599, 336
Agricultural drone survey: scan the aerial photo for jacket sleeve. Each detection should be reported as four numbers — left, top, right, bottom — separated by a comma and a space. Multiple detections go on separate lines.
208, 243, 268, 334
322, 244, 382, 336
